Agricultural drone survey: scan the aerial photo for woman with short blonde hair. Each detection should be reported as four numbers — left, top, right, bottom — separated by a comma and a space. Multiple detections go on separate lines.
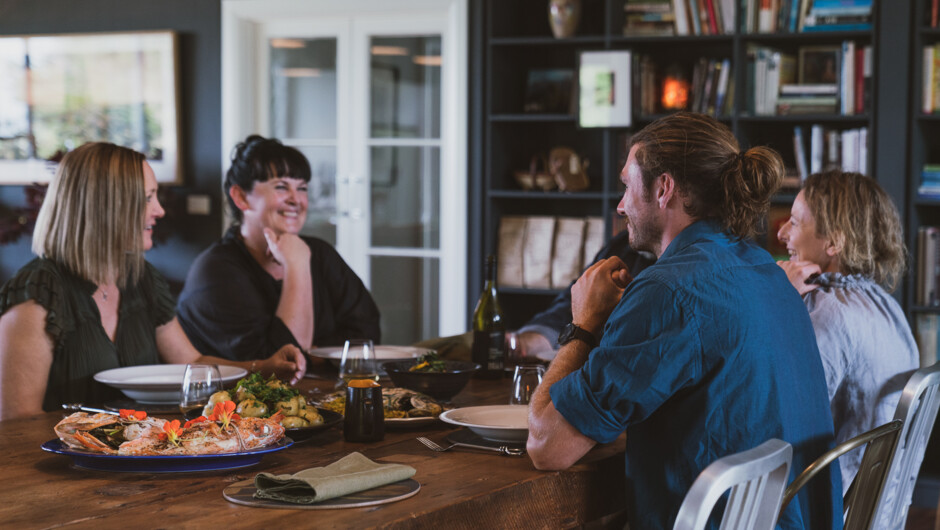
777, 170, 917, 494
0, 142, 306, 420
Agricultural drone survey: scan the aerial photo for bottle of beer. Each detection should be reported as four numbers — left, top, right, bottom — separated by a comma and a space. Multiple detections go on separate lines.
471, 255, 506, 379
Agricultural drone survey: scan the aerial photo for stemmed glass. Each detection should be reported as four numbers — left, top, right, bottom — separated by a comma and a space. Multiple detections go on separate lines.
339, 339, 378, 385
510, 364, 546, 405
179, 364, 223, 417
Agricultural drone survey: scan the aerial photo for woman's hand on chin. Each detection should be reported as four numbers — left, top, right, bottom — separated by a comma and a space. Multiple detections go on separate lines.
263, 228, 311, 268
263, 344, 308, 385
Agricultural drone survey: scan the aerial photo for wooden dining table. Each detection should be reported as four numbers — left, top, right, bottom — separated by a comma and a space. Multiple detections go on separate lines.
0, 365, 627, 529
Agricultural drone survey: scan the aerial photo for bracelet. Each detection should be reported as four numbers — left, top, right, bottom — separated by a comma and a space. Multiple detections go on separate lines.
250, 360, 258, 373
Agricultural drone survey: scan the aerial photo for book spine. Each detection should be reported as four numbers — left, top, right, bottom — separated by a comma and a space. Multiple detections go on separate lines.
841, 40, 855, 115
690, 0, 704, 34
854, 46, 864, 114
705, 0, 720, 34
933, 0, 939, 29
925, 47, 934, 114
672, 0, 691, 35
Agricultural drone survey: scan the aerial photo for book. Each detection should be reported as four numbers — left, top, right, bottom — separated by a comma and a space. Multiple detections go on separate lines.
793, 126, 809, 182
810, 124, 824, 174
550, 217, 585, 289
719, 0, 736, 34
780, 83, 838, 95
672, 0, 691, 34
924, 46, 936, 114
841, 40, 855, 115
497, 216, 527, 288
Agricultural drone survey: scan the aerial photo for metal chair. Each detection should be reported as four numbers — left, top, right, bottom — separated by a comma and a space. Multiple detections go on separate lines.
873, 362, 940, 529
779, 419, 903, 529
673, 439, 792, 530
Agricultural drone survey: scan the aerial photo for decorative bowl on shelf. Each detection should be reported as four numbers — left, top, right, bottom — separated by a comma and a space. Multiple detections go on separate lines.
381, 360, 480, 401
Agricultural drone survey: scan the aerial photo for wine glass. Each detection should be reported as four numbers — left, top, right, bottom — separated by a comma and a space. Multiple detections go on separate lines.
505, 331, 528, 369
510, 364, 545, 405
339, 339, 378, 385
179, 364, 223, 417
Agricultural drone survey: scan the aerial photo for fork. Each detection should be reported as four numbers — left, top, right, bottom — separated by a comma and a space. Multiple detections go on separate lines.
416, 436, 525, 456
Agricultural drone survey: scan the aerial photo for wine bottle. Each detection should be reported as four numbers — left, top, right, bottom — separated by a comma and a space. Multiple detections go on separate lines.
471, 255, 506, 379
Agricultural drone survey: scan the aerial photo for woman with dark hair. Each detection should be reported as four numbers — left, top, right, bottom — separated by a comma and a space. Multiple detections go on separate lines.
777, 169, 918, 493
177, 135, 379, 362
0, 142, 306, 420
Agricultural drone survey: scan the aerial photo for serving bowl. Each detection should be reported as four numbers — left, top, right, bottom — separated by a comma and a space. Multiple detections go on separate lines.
381, 360, 480, 401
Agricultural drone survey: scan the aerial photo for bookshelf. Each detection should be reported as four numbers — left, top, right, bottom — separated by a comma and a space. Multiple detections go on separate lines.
468, 0, 907, 327
911, 0, 940, 317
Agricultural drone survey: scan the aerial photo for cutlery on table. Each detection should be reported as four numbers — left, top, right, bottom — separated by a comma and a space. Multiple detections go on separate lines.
416, 436, 525, 457
62, 403, 117, 415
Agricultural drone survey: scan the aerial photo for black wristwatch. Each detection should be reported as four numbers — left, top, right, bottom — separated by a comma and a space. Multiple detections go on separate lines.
558, 322, 597, 348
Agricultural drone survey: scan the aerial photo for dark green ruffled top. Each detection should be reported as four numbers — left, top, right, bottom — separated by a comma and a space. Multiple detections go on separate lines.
0, 258, 176, 411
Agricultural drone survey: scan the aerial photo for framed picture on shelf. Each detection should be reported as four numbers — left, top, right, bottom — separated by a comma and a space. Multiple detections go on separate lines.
578, 50, 632, 128
0, 30, 181, 184
523, 69, 574, 114
798, 45, 841, 85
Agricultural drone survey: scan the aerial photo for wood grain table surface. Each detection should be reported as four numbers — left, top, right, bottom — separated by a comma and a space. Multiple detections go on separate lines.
0, 365, 626, 529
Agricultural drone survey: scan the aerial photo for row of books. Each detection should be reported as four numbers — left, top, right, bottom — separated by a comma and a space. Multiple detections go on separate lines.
742, 0, 873, 34
497, 216, 605, 290
747, 41, 871, 116
623, 0, 736, 36
922, 44, 940, 114
918, 164, 940, 198
633, 54, 733, 116
791, 125, 868, 181
917, 226, 940, 308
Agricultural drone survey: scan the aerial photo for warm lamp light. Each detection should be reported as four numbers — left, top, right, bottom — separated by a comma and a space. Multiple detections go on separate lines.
661, 65, 689, 110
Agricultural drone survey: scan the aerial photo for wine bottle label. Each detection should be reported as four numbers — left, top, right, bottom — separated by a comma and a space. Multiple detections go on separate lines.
472, 329, 506, 375
486, 331, 505, 371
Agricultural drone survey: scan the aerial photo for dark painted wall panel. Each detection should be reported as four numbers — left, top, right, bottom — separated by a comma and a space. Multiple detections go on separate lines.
0, 0, 223, 286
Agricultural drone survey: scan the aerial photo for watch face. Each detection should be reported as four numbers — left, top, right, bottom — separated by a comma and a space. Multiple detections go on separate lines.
559, 323, 577, 344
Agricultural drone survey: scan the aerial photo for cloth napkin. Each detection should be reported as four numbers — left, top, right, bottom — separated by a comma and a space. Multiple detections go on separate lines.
253, 452, 416, 504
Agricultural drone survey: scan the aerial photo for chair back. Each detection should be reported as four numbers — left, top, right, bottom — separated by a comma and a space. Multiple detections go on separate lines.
872, 363, 940, 529
779, 420, 902, 530
673, 439, 792, 530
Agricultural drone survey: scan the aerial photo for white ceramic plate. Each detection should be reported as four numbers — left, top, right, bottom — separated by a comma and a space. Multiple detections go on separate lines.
93, 364, 248, 404
307, 345, 426, 365
439, 405, 530, 443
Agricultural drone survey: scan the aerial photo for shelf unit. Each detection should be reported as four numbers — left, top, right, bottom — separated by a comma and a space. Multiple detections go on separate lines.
909, 0, 940, 316
468, 0, 908, 327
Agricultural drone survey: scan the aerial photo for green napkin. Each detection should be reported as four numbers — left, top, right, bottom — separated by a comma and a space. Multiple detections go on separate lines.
253, 452, 416, 504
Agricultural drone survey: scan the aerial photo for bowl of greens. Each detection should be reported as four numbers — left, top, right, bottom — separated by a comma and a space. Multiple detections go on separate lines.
382, 352, 480, 401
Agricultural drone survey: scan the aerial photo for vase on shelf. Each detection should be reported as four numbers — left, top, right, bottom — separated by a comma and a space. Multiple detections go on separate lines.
548, 0, 580, 39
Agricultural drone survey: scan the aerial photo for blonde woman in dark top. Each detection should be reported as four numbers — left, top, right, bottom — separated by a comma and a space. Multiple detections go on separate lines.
0, 142, 306, 420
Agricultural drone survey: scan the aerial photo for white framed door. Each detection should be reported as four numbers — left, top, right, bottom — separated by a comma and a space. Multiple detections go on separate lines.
222, 0, 467, 345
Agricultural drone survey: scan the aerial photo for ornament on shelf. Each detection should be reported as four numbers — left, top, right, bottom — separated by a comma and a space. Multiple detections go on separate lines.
548, 0, 581, 39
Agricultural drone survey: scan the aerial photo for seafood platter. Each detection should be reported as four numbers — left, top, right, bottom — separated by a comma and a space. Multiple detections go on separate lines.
44, 405, 292, 472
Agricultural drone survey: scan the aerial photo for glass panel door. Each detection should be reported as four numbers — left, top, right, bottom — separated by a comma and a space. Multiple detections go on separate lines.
362, 34, 443, 345
268, 37, 339, 246
261, 18, 448, 345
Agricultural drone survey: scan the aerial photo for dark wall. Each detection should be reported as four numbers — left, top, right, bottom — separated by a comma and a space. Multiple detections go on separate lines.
0, 0, 223, 287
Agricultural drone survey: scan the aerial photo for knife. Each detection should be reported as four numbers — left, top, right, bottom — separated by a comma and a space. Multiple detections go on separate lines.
61, 403, 118, 415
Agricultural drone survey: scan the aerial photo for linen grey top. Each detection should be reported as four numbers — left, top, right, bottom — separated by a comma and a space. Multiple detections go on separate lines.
804, 272, 918, 494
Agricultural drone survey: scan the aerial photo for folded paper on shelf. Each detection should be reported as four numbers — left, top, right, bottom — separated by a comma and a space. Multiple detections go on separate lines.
551, 217, 585, 288
523, 216, 556, 289
498, 216, 527, 287
582, 217, 605, 272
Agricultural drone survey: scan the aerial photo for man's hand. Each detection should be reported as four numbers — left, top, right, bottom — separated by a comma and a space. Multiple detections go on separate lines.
263, 228, 311, 268
570, 257, 633, 337
262, 344, 307, 385
777, 260, 821, 296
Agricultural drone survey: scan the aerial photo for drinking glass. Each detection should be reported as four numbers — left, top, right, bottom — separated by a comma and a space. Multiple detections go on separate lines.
510, 364, 545, 405
505, 331, 528, 369
179, 364, 223, 416
339, 339, 378, 385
